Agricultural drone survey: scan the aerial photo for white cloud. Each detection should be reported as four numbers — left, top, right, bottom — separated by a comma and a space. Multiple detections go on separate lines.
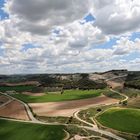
113, 37, 140, 55
4, 0, 90, 35
92, 0, 140, 35
0, 0, 140, 74
67, 22, 108, 49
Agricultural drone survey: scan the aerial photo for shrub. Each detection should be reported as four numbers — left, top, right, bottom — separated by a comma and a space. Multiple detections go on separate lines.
97, 108, 102, 112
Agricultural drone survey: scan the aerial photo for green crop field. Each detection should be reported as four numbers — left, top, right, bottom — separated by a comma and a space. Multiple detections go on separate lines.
96, 107, 140, 134
12, 89, 102, 103
0, 119, 65, 140
0, 85, 35, 92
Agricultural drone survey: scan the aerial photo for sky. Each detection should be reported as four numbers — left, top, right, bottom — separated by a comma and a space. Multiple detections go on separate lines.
0, 0, 140, 74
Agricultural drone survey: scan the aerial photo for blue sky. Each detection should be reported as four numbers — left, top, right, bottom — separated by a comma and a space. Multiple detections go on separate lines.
130, 32, 140, 41
21, 43, 41, 52
94, 38, 118, 49
84, 13, 95, 22
0, 0, 140, 74
0, 0, 9, 20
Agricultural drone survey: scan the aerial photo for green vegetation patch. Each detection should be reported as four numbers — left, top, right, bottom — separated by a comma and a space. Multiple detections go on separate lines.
96, 108, 140, 134
66, 125, 101, 139
0, 85, 35, 92
78, 105, 115, 124
38, 116, 83, 125
0, 119, 65, 140
125, 72, 140, 89
103, 90, 124, 100
122, 88, 140, 98
12, 89, 102, 103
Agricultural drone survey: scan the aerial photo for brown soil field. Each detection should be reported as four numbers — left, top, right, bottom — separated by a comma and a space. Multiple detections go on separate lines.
128, 97, 140, 108
0, 100, 29, 120
22, 92, 45, 96
0, 95, 10, 105
29, 96, 118, 117
0, 81, 39, 86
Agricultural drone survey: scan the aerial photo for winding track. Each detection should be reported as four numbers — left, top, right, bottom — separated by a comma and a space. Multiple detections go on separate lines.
110, 89, 128, 102
73, 74, 128, 140
73, 105, 125, 140
0, 74, 128, 140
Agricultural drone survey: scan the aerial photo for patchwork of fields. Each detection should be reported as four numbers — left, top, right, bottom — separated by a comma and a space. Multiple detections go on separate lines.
0, 71, 140, 140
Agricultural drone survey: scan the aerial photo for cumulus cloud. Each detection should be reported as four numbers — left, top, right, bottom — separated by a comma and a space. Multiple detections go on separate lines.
67, 22, 108, 48
92, 0, 140, 35
113, 37, 140, 55
0, 0, 140, 74
4, 0, 90, 35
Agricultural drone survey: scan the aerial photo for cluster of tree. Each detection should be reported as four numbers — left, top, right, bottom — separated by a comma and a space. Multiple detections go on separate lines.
30, 86, 44, 93
0, 73, 107, 90
124, 72, 140, 89
124, 80, 140, 89
40, 73, 107, 90
77, 78, 106, 90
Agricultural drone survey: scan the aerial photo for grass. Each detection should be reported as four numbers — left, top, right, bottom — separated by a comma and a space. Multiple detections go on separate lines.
0, 119, 65, 140
0, 85, 35, 92
96, 107, 140, 134
38, 116, 83, 125
78, 105, 114, 124
66, 125, 101, 139
11, 89, 102, 103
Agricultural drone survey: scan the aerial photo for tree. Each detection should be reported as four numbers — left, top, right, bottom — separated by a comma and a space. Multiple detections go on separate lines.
61, 88, 64, 94
97, 108, 102, 112
136, 133, 140, 140
122, 100, 127, 106
66, 116, 73, 124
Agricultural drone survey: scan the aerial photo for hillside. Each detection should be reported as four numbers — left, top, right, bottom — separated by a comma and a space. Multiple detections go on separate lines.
124, 71, 140, 89
0, 70, 129, 91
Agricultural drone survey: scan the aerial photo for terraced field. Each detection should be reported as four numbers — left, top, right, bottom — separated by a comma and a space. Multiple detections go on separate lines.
96, 107, 140, 134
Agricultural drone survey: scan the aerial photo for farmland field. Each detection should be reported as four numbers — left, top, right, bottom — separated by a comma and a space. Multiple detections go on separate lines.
0, 85, 35, 92
96, 107, 140, 134
29, 96, 118, 117
11, 89, 103, 103
0, 119, 65, 140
